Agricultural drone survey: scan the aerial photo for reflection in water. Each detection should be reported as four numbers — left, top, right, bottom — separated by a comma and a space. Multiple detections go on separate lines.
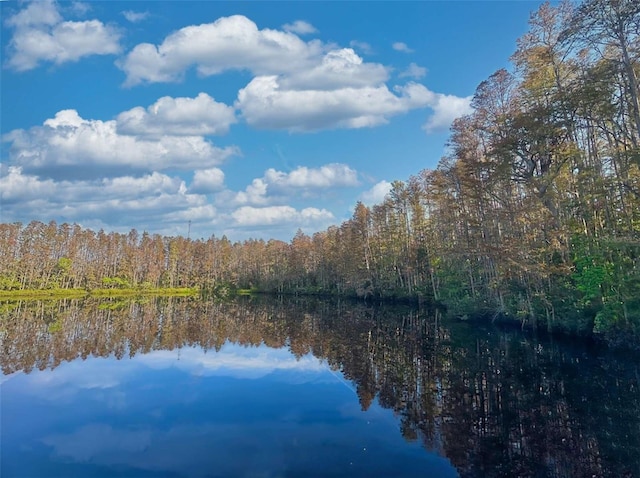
1, 296, 639, 477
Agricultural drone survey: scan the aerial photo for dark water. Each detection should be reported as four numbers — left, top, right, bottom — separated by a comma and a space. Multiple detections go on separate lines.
1, 297, 639, 478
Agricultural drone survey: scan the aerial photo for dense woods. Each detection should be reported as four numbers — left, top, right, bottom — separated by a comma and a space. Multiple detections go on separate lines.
1, 0, 640, 344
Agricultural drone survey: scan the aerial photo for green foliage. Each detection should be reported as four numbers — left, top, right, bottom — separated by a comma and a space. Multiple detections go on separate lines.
90, 287, 198, 298
0, 288, 87, 300
101, 277, 131, 289
0, 275, 21, 291
571, 236, 612, 306
0, 287, 198, 300
56, 257, 72, 273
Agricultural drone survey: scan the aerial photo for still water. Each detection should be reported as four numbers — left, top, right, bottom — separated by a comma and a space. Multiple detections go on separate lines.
1, 296, 639, 477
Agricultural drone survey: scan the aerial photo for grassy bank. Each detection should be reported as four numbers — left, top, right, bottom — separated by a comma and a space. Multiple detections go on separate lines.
0, 287, 199, 300
89, 287, 199, 297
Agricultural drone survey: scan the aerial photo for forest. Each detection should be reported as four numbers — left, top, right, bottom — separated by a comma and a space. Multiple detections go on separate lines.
1, 0, 639, 346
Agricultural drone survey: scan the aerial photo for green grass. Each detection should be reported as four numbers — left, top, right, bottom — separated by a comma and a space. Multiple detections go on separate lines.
0, 287, 199, 300
235, 288, 255, 295
0, 288, 88, 300
89, 287, 198, 297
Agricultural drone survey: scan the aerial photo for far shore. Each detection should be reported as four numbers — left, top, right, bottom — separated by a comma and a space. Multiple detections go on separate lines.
0, 287, 200, 300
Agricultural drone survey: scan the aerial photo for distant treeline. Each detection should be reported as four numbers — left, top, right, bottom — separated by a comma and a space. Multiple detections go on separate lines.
1, 0, 640, 344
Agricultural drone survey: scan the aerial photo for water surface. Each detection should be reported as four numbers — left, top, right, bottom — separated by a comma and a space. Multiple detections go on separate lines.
2, 297, 639, 477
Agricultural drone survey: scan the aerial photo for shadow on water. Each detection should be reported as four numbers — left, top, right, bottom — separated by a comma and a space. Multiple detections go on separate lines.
1, 295, 639, 477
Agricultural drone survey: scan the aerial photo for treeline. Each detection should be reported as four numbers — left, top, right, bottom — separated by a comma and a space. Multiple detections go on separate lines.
1, 0, 640, 343
413, 0, 640, 340
316, 0, 640, 342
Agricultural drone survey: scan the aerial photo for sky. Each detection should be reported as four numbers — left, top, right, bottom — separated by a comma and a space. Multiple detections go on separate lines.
1, 0, 540, 242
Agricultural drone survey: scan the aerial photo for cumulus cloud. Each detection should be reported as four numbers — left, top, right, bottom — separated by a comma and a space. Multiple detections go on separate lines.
0, 166, 57, 202
117, 14, 466, 134
116, 93, 236, 137
399, 62, 427, 79
190, 168, 225, 193
392, 42, 413, 53
122, 10, 149, 23
264, 163, 359, 190
0, 164, 340, 240
358, 180, 392, 206
3, 105, 239, 180
118, 15, 386, 93
422, 93, 473, 132
0, 162, 343, 241
281, 20, 317, 35
232, 206, 333, 227
231, 178, 270, 206
0, 159, 345, 241
119, 17, 389, 91
278, 48, 388, 91
1, 167, 182, 204
4, 0, 121, 71
0, 167, 211, 228
230, 164, 359, 206
118, 15, 324, 86
237, 77, 433, 131
4, 0, 61, 28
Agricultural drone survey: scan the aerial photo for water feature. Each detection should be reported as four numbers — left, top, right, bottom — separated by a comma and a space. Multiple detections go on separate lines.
2, 296, 639, 477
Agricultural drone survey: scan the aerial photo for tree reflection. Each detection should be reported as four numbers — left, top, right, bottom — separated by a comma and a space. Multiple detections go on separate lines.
1, 296, 639, 477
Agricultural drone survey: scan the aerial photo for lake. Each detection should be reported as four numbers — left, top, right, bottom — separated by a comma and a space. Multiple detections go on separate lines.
1, 296, 639, 477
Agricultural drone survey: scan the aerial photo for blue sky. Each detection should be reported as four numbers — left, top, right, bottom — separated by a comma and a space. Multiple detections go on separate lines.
1, 0, 539, 241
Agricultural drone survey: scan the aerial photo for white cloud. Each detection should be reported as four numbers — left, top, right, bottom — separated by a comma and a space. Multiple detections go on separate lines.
122, 10, 149, 23
119, 15, 324, 86
0, 162, 346, 242
4, 0, 61, 28
4, 108, 239, 179
358, 180, 392, 206
422, 94, 473, 132
282, 20, 317, 35
392, 42, 413, 53
190, 168, 225, 193
117, 14, 463, 136
1, 168, 182, 204
278, 48, 388, 91
229, 164, 359, 207
5, 0, 121, 71
0, 167, 213, 232
0, 166, 56, 202
103, 172, 187, 199
138, 344, 326, 376
399, 62, 427, 79
264, 163, 359, 190
237, 77, 433, 131
231, 178, 270, 206
117, 93, 236, 137
232, 206, 334, 227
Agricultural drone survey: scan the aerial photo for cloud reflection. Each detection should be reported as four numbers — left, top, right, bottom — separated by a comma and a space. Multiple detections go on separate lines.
3, 342, 330, 393
136, 342, 328, 378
